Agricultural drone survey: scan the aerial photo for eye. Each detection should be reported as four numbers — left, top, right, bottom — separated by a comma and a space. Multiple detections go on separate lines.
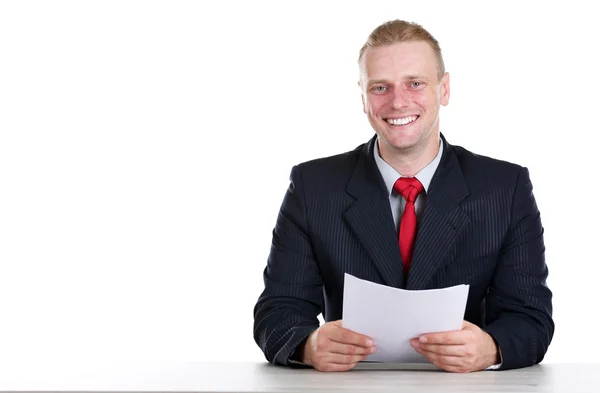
410, 81, 423, 88
372, 86, 387, 92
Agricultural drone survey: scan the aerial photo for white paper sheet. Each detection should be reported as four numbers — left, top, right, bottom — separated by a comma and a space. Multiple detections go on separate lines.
342, 273, 469, 363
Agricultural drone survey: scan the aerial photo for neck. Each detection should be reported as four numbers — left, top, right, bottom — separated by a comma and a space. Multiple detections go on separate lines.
378, 133, 440, 177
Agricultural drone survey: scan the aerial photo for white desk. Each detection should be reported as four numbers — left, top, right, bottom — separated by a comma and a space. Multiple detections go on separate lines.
0, 361, 598, 392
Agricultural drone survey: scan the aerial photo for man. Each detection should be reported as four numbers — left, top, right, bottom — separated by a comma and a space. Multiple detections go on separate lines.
253, 19, 553, 373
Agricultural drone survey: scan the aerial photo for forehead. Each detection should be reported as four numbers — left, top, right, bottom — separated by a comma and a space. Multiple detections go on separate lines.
362, 41, 438, 81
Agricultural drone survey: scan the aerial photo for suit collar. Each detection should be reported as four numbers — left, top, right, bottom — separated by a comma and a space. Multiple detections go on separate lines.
344, 135, 405, 288
345, 134, 386, 200
406, 133, 471, 289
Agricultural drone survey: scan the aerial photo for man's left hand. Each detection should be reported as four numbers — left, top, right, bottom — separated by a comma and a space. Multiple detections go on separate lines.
410, 320, 500, 373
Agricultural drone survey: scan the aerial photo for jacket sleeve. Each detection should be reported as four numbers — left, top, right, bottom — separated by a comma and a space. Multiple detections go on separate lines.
484, 167, 554, 370
253, 165, 323, 366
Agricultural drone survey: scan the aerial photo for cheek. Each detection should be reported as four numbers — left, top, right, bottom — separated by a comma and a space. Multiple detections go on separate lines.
410, 93, 428, 107
367, 96, 389, 116
412, 90, 436, 110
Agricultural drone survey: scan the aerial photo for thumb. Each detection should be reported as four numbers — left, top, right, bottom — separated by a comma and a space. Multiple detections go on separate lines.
462, 320, 475, 329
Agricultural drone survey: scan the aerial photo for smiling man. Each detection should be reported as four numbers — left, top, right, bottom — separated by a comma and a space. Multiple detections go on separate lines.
253, 20, 554, 373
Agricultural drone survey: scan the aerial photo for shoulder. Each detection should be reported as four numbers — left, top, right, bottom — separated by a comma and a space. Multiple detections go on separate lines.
452, 142, 523, 172
451, 143, 525, 184
290, 143, 366, 185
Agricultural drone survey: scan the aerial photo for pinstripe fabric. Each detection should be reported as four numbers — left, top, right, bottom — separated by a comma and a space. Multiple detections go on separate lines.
253, 133, 554, 370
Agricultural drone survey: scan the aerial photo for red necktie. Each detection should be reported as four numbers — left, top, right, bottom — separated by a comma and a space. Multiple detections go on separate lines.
393, 177, 424, 275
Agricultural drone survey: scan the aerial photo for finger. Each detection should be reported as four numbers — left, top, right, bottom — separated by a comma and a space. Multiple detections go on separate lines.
418, 331, 467, 345
314, 361, 359, 372
321, 352, 369, 365
328, 341, 376, 356
330, 325, 373, 348
329, 353, 369, 364
412, 348, 451, 371
411, 340, 464, 357
429, 358, 469, 373
414, 347, 463, 367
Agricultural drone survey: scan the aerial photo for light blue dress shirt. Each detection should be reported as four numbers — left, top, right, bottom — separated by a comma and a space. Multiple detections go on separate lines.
373, 137, 443, 231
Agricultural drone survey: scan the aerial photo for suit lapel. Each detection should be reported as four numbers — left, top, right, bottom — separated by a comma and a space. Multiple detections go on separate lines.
344, 137, 406, 289
406, 136, 471, 289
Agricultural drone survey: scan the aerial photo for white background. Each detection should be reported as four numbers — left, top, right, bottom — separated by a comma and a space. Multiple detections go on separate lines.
0, 0, 598, 366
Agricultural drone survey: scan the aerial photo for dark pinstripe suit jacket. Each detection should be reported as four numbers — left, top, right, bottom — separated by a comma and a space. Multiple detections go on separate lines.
253, 133, 554, 370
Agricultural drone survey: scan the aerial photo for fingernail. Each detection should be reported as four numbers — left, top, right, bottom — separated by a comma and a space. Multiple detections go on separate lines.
366, 339, 374, 346
371, 346, 377, 353
419, 336, 428, 343
411, 339, 419, 348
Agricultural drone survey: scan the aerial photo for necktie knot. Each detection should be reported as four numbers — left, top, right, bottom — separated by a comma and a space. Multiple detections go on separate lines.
393, 177, 424, 203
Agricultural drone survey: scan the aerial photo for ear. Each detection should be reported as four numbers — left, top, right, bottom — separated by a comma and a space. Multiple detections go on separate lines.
440, 72, 450, 106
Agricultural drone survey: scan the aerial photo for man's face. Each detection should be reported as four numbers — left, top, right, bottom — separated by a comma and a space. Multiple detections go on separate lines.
360, 41, 450, 153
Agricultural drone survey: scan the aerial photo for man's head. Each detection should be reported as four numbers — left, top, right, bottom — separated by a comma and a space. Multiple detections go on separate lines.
358, 20, 450, 156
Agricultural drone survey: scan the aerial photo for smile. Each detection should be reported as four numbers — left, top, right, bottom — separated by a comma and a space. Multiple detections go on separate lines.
386, 115, 419, 126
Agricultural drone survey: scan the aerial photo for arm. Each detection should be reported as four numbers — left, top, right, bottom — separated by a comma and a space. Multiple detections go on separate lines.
253, 165, 322, 366
484, 167, 554, 369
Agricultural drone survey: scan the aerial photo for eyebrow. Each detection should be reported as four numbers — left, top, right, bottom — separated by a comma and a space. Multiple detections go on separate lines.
368, 75, 429, 85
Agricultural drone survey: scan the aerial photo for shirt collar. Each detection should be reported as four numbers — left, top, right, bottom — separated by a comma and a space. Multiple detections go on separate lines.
373, 136, 444, 196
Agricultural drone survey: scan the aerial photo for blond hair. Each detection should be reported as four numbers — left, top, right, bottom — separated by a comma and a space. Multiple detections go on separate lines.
358, 20, 445, 80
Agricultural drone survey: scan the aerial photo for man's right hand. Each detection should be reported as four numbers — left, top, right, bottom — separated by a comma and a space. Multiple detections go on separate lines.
300, 320, 376, 372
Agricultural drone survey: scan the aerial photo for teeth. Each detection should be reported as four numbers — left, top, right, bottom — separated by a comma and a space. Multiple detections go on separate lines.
387, 116, 417, 126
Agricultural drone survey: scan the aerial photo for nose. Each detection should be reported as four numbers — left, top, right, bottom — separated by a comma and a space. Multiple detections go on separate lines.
391, 88, 410, 109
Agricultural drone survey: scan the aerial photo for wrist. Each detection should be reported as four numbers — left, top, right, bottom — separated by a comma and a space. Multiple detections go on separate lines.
301, 330, 317, 365
486, 333, 501, 366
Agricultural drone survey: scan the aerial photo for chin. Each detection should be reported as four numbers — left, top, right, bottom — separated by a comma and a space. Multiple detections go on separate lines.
378, 137, 417, 152
383, 131, 422, 150
390, 140, 420, 151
